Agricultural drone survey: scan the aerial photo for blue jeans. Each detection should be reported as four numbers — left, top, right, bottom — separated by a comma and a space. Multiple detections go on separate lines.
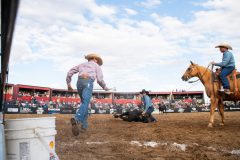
146, 106, 156, 122
220, 66, 235, 89
75, 78, 94, 129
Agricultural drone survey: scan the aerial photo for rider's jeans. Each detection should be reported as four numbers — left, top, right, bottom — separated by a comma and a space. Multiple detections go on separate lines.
220, 66, 234, 89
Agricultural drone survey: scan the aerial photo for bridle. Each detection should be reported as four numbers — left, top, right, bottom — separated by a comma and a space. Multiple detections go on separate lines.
185, 63, 216, 98
188, 64, 211, 83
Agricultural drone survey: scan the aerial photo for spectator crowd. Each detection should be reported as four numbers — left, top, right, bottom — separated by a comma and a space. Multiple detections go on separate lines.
4, 95, 221, 114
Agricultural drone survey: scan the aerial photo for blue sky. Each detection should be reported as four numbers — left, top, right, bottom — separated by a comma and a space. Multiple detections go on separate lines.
9, 0, 240, 102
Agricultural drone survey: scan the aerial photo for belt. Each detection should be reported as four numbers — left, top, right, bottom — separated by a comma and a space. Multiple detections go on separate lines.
79, 73, 90, 79
79, 76, 90, 79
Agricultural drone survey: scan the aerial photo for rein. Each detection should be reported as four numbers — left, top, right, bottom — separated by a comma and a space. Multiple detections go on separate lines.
188, 64, 211, 83
211, 64, 216, 98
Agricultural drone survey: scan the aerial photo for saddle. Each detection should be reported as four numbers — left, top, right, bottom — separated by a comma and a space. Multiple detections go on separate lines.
228, 69, 240, 96
214, 69, 240, 98
214, 68, 240, 80
212, 68, 221, 81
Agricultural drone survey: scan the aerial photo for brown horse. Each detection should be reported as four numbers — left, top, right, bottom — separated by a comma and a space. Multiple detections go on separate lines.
181, 61, 240, 127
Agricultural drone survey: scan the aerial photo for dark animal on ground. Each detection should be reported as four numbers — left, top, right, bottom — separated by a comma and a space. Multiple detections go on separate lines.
114, 109, 150, 123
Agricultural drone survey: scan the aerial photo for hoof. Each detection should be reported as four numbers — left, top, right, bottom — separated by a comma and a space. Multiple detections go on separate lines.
208, 123, 213, 127
219, 123, 224, 126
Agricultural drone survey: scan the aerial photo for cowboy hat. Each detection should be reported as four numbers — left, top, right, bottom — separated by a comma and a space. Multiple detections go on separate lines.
215, 43, 232, 50
140, 89, 149, 94
85, 53, 103, 66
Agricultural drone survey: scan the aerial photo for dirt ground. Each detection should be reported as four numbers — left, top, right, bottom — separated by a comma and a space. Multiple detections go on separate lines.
5, 112, 240, 160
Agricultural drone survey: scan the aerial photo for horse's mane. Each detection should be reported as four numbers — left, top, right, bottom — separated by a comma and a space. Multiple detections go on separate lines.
194, 64, 212, 75
195, 63, 209, 69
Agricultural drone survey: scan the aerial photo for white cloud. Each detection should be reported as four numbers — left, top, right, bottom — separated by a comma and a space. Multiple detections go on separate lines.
124, 8, 138, 16
138, 0, 161, 8
192, 0, 240, 36
9, 0, 240, 92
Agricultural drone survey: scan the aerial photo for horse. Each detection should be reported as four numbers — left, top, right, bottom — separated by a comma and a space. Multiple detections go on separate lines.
181, 61, 240, 127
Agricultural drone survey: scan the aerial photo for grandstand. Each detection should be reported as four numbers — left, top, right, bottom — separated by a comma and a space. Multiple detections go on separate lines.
3, 83, 205, 114
4, 83, 204, 104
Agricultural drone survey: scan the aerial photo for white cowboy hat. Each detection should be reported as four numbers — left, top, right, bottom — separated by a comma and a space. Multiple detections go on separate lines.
85, 53, 103, 65
215, 42, 232, 50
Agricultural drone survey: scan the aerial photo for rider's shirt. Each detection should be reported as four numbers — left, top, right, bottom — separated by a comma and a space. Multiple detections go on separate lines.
215, 51, 235, 68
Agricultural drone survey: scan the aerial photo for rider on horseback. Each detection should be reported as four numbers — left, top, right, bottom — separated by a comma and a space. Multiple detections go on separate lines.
209, 43, 235, 94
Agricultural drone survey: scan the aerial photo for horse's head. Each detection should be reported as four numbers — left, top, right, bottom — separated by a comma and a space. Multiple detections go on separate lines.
181, 61, 200, 81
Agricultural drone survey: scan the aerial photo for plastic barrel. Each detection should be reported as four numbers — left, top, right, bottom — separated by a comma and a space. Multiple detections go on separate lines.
4, 117, 58, 160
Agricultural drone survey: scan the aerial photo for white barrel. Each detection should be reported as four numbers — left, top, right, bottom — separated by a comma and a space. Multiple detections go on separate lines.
0, 123, 6, 160
4, 117, 58, 160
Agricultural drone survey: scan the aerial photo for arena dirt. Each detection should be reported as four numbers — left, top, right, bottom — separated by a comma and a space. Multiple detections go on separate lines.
6, 112, 240, 160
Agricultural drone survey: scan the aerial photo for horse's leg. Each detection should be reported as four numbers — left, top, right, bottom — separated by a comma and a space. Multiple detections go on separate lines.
208, 98, 218, 127
218, 98, 225, 126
